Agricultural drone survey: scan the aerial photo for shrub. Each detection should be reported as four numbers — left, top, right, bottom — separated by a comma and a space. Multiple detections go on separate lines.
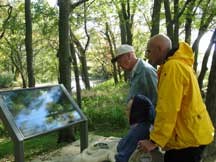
0, 121, 8, 137
0, 72, 14, 88
81, 79, 129, 131
84, 106, 128, 130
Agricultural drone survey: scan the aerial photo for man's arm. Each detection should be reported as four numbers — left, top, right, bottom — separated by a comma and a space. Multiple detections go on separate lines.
151, 61, 184, 147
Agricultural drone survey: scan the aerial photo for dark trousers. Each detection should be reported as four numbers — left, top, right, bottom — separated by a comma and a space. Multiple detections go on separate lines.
164, 145, 205, 162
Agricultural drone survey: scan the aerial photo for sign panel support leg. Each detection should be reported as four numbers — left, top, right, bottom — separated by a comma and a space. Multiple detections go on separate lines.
80, 120, 88, 152
14, 140, 24, 162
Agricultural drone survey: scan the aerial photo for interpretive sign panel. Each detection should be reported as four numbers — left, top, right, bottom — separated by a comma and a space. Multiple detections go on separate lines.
0, 84, 88, 162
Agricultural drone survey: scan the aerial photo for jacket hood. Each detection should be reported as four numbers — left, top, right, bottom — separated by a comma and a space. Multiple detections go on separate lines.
167, 42, 194, 66
129, 94, 155, 125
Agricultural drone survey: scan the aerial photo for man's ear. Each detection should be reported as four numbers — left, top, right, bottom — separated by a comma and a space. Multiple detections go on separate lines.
159, 45, 168, 54
127, 98, 133, 111
157, 45, 162, 52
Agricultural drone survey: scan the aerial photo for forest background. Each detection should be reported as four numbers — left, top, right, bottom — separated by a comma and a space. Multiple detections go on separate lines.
0, 0, 216, 161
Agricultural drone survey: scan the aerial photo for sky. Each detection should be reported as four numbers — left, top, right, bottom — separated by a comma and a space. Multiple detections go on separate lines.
195, 30, 214, 70
194, 30, 213, 53
47, 0, 57, 7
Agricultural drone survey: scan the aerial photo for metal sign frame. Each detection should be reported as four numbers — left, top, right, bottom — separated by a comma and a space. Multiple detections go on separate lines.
0, 84, 88, 162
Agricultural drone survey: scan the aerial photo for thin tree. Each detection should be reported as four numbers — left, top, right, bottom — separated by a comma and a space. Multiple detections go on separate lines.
184, 0, 202, 44
198, 29, 216, 90
204, 29, 216, 162
70, 33, 82, 108
163, 0, 192, 47
105, 22, 118, 84
70, 30, 91, 89
57, 0, 89, 143
25, 0, 35, 87
115, 0, 135, 45
70, 1, 91, 90
114, 0, 136, 81
4, 37, 27, 88
150, 0, 162, 37
192, 0, 216, 72
108, 23, 122, 81
0, 4, 12, 39
57, 0, 74, 143
206, 34, 216, 124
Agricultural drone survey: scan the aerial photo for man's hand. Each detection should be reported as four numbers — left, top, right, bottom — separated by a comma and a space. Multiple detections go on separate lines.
137, 140, 157, 152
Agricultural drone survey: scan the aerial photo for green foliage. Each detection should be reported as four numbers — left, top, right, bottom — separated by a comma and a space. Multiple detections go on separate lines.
0, 72, 14, 88
24, 133, 64, 160
0, 138, 13, 160
0, 132, 66, 160
31, 0, 59, 83
82, 79, 129, 133
0, 123, 8, 137
84, 105, 127, 129
0, 0, 59, 85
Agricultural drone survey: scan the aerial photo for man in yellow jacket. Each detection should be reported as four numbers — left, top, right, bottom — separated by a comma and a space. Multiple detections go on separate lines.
138, 34, 215, 162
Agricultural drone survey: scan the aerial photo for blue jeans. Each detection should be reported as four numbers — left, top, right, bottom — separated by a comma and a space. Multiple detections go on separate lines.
115, 122, 150, 162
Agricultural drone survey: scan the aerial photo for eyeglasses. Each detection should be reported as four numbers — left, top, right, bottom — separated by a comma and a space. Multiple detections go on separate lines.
145, 49, 151, 58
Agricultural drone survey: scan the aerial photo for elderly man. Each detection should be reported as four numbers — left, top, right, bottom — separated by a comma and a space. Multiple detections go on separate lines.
138, 34, 214, 162
112, 44, 157, 106
112, 44, 159, 162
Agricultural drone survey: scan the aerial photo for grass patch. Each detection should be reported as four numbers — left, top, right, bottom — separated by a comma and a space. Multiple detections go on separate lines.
0, 138, 13, 159
91, 127, 128, 138
0, 132, 67, 161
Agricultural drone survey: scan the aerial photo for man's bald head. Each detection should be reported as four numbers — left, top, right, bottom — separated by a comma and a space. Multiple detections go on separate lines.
146, 34, 172, 66
148, 34, 172, 50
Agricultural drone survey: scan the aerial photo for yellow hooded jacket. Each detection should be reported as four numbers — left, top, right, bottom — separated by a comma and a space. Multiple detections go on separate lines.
150, 42, 214, 149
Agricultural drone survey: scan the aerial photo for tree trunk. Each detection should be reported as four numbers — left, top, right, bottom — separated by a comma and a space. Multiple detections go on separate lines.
173, 0, 179, 48
118, 0, 134, 81
163, 0, 192, 47
82, 1, 91, 89
126, 0, 133, 45
25, 0, 35, 87
118, 0, 135, 45
58, 0, 75, 143
110, 26, 122, 82
184, 17, 192, 44
58, 0, 72, 93
70, 41, 82, 108
203, 34, 216, 162
70, 31, 90, 90
8, 47, 27, 88
164, 0, 174, 42
0, 4, 12, 40
205, 37, 216, 126
198, 29, 216, 90
118, 11, 127, 44
192, 0, 215, 72
79, 55, 90, 89
150, 0, 162, 37
184, 0, 196, 44
105, 22, 118, 84
192, 31, 205, 72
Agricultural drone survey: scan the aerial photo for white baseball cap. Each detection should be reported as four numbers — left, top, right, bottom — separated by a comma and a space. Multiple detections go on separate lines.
111, 44, 134, 63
